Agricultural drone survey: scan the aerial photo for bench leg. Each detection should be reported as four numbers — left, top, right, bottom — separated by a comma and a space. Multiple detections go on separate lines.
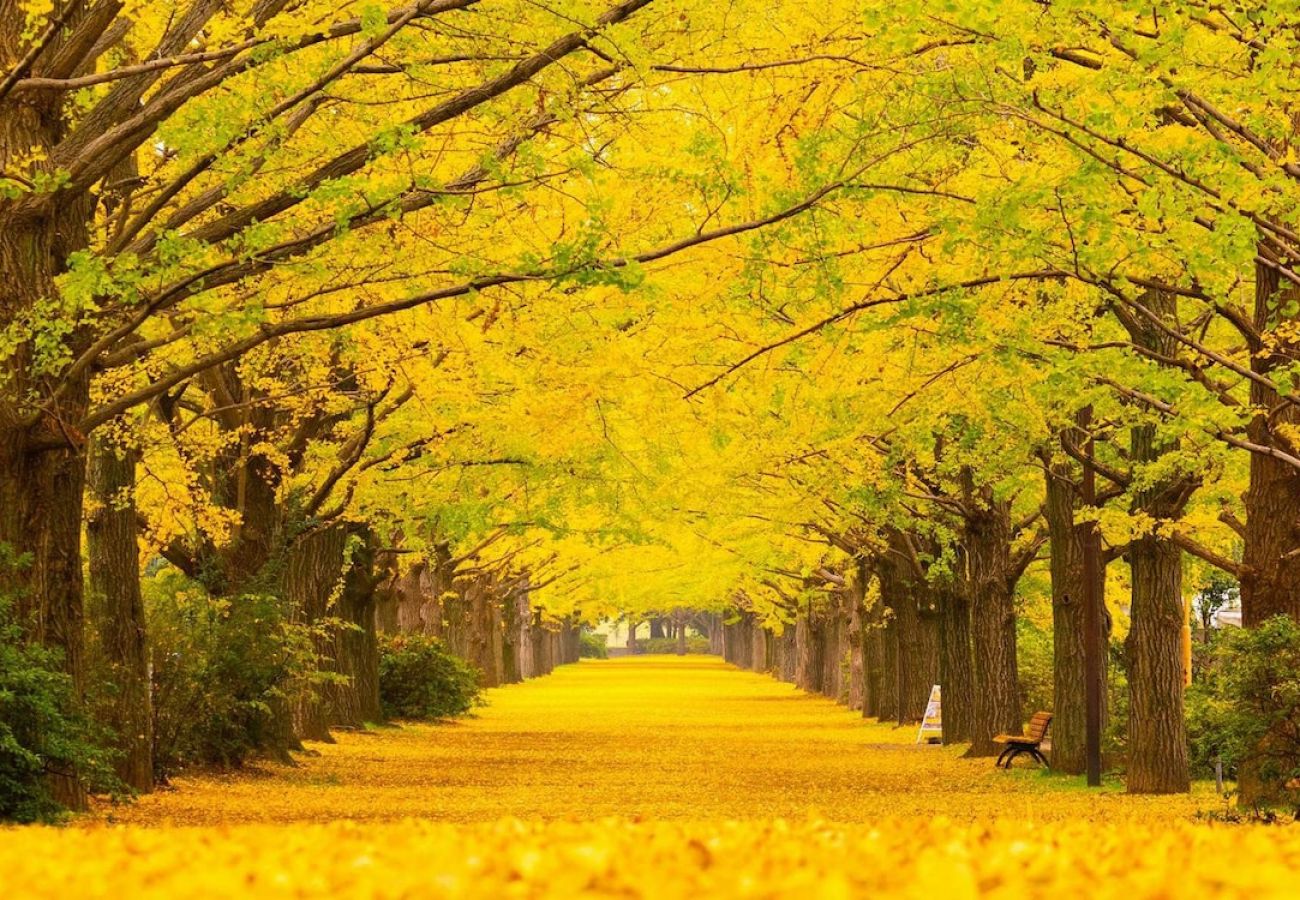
1030, 748, 1049, 768
995, 747, 1013, 768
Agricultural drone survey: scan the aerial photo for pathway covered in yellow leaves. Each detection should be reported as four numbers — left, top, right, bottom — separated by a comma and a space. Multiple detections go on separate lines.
8, 656, 1300, 898
109, 655, 1203, 825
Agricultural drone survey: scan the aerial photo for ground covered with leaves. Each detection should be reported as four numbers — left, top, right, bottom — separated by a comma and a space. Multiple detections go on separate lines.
6, 656, 1295, 897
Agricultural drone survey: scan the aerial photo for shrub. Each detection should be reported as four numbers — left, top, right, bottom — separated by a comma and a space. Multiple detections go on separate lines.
146, 569, 320, 778
579, 631, 608, 659
639, 635, 711, 654
1187, 615, 1300, 790
1015, 617, 1052, 718
378, 634, 483, 720
0, 592, 119, 823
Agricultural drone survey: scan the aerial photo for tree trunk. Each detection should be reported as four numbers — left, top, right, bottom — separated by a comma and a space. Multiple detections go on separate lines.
915, 595, 941, 721
962, 496, 1023, 757
327, 528, 381, 728
794, 608, 822, 692
86, 435, 153, 792
1242, 261, 1300, 627
285, 523, 380, 738
749, 621, 767, 670
876, 607, 899, 723
1239, 257, 1300, 803
284, 526, 345, 742
779, 625, 796, 682
862, 576, 883, 718
1, 16, 98, 810
936, 582, 973, 744
561, 618, 581, 664
515, 584, 534, 678
1044, 454, 1092, 774
847, 575, 865, 711
1125, 533, 1190, 793
1120, 290, 1191, 794
463, 574, 503, 687
821, 601, 843, 701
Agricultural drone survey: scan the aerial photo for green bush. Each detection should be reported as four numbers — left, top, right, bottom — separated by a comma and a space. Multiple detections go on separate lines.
639, 635, 711, 654
147, 570, 320, 778
0, 592, 119, 823
1015, 617, 1053, 718
579, 631, 608, 659
1187, 616, 1300, 789
378, 634, 483, 720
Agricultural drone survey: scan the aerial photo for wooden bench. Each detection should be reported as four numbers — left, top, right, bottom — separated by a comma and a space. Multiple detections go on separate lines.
993, 711, 1052, 769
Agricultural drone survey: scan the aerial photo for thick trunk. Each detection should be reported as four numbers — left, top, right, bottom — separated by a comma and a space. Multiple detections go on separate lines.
328, 529, 381, 728
1125, 534, 1190, 793
86, 436, 153, 792
749, 622, 766, 670
1044, 456, 1092, 774
778, 625, 796, 682
876, 607, 899, 722
285, 523, 380, 739
560, 618, 581, 664
707, 614, 724, 655
531, 613, 553, 676
463, 575, 504, 687
963, 498, 1022, 757
514, 585, 534, 679
284, 526, 342, 742
1121, 290, 1191, 794
820, 601, 844, 701
936, 583, 973, 744
1242, 260, 1300, 627
794, 608, 823, 692
915, 598, 940, 721
879, 555, 934, 723
1238, 258, 1300, 803
1, 16, 97, 809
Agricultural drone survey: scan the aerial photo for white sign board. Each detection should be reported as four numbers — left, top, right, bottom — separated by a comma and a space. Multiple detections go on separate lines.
915, 684, 941, 744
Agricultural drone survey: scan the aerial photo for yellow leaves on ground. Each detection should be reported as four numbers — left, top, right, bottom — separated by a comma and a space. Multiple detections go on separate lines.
10, 817, 1300, 900
1, 656, 1274, 898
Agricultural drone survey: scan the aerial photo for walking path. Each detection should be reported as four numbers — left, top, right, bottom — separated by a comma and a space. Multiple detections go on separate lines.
9, 656, 1298, 899
109, 655, 1201, 826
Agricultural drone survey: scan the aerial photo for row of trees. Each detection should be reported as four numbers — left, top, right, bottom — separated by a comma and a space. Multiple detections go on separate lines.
6, 0, 1300, 812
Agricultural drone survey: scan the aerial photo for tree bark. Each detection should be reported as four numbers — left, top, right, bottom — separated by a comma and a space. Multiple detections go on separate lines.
936, 581, 973, 744
285, 523, 380, 739
794, 607, 822, 692
749, 621, 766, 670
86, 435, 153, 792
1242, 259, 1300, 627
962, 492, 1023, 757
778, 624, 796, 682
1044, 454, 1092, 774
328, 528, 381, 728
1125, 531, 1190, 793
707, 614, 723, 655
1120, 289, 1191, 794
847, 562, 866, 712
284, 525, 344, 742
862, 576, 883, 718
1, 14, 98, 809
